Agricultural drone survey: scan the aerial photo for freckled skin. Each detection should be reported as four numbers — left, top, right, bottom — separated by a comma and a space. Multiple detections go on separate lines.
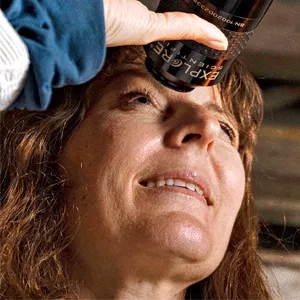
59, 62, 245, 299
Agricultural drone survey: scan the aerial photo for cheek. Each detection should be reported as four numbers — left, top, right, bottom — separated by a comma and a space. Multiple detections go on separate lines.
61, 112, 158, 184
217, 145, 246, 206
59, 111, 162, 226
59, 111, 165, 260
212, 147, 246, 247
93, 114, 161, 179
222, 156, 245, 207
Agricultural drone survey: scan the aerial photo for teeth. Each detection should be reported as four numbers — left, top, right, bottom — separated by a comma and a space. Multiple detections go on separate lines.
145, 178, 204, 195
186, 183, 196, 191
173, 179, 186, 187
147, 181, 155, 187
156, 179, 166, 187
165, 179, 174, 186
195, 186, 203, 195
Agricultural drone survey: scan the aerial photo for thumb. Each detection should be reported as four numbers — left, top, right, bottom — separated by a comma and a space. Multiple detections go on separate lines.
145, 11, 228, 50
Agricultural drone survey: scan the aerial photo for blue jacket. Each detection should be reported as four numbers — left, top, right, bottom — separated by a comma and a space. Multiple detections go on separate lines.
2, 0, 106, 110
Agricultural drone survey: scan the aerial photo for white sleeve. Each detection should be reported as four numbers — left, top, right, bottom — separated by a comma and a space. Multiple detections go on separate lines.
0, 9, 30, 111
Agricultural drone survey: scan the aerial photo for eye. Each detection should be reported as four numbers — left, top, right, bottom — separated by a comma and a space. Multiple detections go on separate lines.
119, 88, 158, 108
219, 121, 235, 142
129, 95, 152, 106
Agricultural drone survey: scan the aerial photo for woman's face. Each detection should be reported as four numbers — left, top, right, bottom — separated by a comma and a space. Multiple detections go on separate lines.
60, 56, 245, 285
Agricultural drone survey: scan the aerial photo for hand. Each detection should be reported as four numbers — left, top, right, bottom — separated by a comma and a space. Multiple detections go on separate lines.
104, 0, 228, 50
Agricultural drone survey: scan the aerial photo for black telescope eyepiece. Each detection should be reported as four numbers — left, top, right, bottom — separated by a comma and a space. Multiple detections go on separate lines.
144, 0, 273, 91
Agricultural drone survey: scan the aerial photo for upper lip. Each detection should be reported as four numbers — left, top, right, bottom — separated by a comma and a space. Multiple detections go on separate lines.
139, 170, 213, 205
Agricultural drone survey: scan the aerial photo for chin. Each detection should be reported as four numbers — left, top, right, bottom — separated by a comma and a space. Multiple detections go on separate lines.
129, 211, 227, 284
135, 212, 215, 264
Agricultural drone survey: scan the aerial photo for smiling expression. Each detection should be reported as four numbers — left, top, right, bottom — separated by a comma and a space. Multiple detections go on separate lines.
60, 56, 246, 283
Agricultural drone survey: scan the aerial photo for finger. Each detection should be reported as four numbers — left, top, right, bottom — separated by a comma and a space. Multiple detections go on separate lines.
146, 11, 228, 50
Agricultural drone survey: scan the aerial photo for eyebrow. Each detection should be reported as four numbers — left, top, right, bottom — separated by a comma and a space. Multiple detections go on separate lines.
204, 102, 224, 115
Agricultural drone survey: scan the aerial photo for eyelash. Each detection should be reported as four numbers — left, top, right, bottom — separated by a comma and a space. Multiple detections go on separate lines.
219, 121, 235, 142
119, 87, 158, 107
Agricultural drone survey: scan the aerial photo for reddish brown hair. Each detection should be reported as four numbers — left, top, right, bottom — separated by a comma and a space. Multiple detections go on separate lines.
0, 46, 272, 299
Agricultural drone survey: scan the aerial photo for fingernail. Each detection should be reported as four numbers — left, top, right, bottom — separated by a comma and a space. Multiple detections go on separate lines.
205, 26, 228, 50
208, 40, 228, 51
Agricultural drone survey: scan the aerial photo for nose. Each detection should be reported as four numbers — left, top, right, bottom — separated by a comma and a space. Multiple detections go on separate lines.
165, 106, 221, 152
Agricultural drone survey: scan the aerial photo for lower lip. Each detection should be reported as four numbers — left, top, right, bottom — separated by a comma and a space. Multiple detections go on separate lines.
140, 184, 208, 206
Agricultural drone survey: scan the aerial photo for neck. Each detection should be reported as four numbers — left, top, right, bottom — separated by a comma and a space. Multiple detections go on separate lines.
73, 278, 187, 300
66, 256, 189, 300
73, 275, 186, 300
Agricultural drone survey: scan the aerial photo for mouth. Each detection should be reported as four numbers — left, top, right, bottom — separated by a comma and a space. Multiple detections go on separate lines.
139, 178, 210, 206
